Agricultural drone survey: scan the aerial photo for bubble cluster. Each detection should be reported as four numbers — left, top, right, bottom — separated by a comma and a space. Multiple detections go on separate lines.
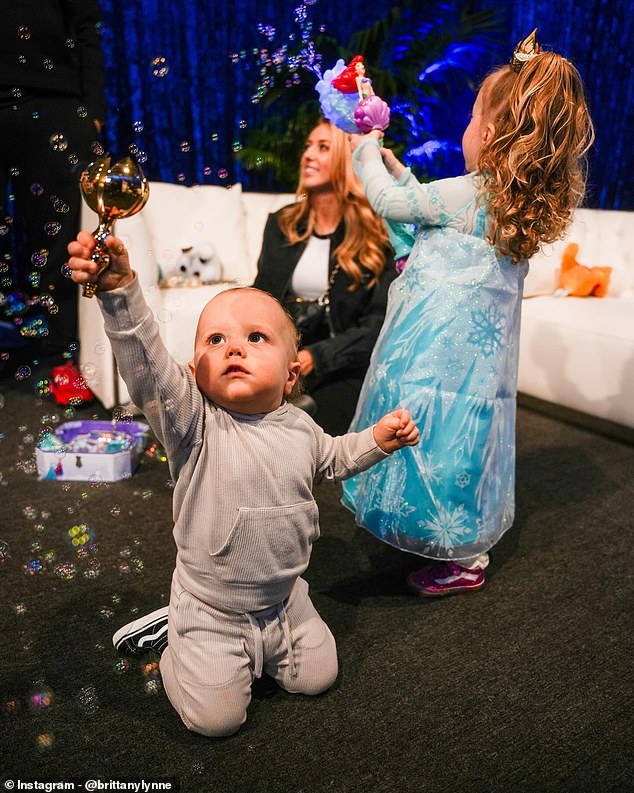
242, 3, 324, 105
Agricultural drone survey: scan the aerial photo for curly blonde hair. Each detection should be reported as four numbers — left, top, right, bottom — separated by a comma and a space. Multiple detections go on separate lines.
277, 120, 390, 290
477, 52, 594, 262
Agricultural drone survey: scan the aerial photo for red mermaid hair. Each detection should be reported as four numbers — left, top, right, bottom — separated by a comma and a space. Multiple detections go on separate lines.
331, 55, 364, 93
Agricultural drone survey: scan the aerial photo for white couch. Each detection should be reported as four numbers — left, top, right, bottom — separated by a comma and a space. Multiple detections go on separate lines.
78, 186, 634, 430
519, 208, 633, 431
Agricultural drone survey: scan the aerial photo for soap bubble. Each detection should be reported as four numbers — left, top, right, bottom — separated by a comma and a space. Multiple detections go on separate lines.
151, 57, 169, 78
45, 222, 62, 236
49, 133, 68, 151
18, 26, 31, 39
55, 562, 77, 580
0, 540, 11, 563
2, 697, 21, 717
36, 733, 55, 751
76, 685, 99, 715
114, 658, 130, 674
29, 685, 55, 712
145, 678, 162, 695
23, 558, 44, 575
31, 248, 48, 267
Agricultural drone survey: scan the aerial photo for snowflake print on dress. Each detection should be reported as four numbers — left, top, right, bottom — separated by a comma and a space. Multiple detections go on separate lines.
467, 304, 505, 358
419, 449, 443, 485
373, 362, 389, 382
418, 503, 471, 554
455, 471, 471, 489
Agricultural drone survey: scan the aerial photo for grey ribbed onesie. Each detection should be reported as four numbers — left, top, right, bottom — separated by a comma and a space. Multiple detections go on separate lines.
98, 278, 389, 736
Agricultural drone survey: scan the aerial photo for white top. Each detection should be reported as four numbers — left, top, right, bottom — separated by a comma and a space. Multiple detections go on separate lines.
290, 234, 331, 299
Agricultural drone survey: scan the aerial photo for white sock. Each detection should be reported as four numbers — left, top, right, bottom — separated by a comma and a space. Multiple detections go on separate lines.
458, 553, 489, 570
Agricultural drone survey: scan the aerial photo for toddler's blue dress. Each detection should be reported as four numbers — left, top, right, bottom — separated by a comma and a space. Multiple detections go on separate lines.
341, 141, 528, 561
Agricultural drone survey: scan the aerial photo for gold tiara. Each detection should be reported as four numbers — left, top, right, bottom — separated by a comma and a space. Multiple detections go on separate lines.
511, 28, 541, 71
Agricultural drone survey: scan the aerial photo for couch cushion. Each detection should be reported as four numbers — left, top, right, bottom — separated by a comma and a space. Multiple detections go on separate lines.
242, 191, 296, 278
139, 182, 250, 285
518, 296, 634, 427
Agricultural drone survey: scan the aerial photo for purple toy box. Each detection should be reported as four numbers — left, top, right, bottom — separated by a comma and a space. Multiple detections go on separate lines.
36, 420, 150, 482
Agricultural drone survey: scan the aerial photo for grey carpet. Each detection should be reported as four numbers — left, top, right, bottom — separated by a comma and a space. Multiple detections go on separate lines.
0, 384, 632, 792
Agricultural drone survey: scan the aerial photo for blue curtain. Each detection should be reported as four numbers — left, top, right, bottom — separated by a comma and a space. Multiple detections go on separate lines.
98, 0, 633, 209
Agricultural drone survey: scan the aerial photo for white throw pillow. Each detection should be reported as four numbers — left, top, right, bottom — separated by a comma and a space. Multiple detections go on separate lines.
139, 182, 250, 284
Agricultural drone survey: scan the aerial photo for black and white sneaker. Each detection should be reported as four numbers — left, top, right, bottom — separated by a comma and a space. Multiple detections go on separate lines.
112, 607, 169, 656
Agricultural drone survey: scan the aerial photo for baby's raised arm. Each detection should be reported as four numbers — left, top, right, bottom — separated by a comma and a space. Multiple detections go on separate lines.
67, 231, 204, 474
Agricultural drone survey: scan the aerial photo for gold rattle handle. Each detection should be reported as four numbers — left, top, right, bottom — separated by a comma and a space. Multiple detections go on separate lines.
82, 221, 113, 298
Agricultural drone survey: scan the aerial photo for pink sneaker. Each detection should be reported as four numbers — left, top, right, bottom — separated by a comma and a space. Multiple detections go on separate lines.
407, 561, 486, 597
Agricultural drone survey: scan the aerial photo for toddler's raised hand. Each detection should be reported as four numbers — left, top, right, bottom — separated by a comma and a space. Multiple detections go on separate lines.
67, 232, 135, 292
374, 409, 419, 453
379, 146, 406, 180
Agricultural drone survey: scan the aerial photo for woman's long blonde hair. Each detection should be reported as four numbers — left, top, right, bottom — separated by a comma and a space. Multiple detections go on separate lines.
478, 52, 594, 262
277, 120, 390, 290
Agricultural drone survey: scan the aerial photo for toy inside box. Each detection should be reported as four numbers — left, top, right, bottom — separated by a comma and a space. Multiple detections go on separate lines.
36, 420, 150, 482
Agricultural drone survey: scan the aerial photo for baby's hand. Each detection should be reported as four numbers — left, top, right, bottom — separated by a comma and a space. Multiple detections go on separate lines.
373, 409, 419, 453
67, 232, 135, 292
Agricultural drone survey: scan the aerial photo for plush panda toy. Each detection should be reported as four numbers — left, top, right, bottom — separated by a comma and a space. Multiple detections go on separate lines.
162, 242, 223, 286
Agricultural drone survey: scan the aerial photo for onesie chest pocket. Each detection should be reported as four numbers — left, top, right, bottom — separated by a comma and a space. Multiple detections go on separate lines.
209, 501, 319, 587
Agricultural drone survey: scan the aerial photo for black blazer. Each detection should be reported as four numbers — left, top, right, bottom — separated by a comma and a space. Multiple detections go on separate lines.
253, 207, 397, 379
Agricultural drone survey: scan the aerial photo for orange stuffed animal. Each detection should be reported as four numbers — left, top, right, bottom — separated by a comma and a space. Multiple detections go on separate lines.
558, 242, 612, 297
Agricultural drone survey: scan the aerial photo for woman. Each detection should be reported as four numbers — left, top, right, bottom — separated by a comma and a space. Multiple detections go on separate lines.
253, 119, 397, 435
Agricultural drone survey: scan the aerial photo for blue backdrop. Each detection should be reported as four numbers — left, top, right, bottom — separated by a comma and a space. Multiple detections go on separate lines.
97, 0, 633, 209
